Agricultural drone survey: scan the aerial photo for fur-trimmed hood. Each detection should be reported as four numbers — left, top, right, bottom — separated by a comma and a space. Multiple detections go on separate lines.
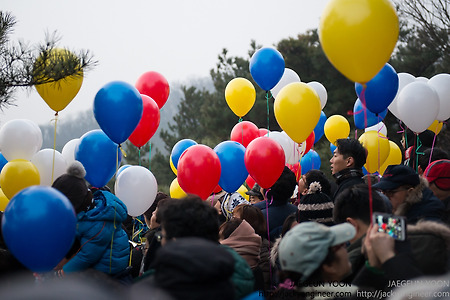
395, 177, 445, 224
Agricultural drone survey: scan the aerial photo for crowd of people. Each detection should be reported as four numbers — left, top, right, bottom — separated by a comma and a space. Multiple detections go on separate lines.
1, 135, 450, 300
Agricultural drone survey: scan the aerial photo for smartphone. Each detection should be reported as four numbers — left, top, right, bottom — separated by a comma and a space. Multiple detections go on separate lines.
372, 212, 406, 241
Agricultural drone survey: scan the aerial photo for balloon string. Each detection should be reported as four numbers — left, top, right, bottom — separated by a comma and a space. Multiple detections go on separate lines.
354, 129, 357, 139
265, 188, 273, 288
148, 142, 152, 171
428, 123, 439, 167
129, 218, 136, 266
115, 146, 119, 180
51, 112, 59, 184
416, 135, 424, 172
239, 117, 244, 145
132, 218, 145, 243
119, 144, 127, 158
138, 148, 141, 166
266, 91, 271, 132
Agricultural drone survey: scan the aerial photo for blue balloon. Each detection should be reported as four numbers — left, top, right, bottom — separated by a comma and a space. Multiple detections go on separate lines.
75, 130, 121, 188
355, 63, 399, 114
313, 111, 327, 144
362, 166, 379, 176
93, 81, 143, 144
353, 98, 387, 129
0, 152, 8, 173
214, 141, 248, 193
171, 139, 197, 169
330, 142, 337, 154
249, 47, 285, 91
2, 186, 77, 272
300, 150, 321, 175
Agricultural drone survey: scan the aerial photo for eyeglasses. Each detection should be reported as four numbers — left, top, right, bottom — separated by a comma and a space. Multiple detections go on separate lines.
382, 188, 409, 197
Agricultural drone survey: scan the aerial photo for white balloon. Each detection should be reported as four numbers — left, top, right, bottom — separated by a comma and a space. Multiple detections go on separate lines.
388, 73, 415, 120
0, 119, 42, 161
307, 81, 328, 109
268, 131, 291, 164
31, 148, 67, 186
115, 165, 157, 217
365, 122, 387, 136
397, 82, 439, 133
62, 138, 80, 166
428, 73, 450, 121
281, 131, 302, 165
271, 68, 301, 99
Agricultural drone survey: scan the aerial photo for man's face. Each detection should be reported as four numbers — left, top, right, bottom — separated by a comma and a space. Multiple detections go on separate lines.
330, 149, 349, 175
383, 186, 411, 211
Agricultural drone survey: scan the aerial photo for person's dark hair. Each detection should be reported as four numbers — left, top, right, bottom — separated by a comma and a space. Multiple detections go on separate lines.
265, 166, 297, 204
418, 148, 449, 172
335, 138, 367, 169
333, 184, 389, 225
281, 213, 297, 237
219, 218, 242, 240
159, 195, 220, 242
233, 204, 267, 238
154, 198, 171, 224
143, 192, 169, 221
303, 170, 332, 197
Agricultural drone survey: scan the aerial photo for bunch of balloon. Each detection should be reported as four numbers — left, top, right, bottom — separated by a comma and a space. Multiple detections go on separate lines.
169, 156, 177, 176
365, 122, 388, 137
379, 141, 402, 175
313, 111, 327, 144
355, 63, 398, 115
230, 121, 260, 148
61, 138, 80, 166
358, 131, 390, 174
0, 159, 40, 200
75, 130, 121, 188
170, 178, 187, 199
2, 186, 77, 272
0, 188, 8, 211
115, 165, 158, 217
93, 81, 143, 148
307, 82, 328, 110
324, 115, 350, 146
135, 71, 170, 109
245, 175, 256, 190
31, 149, 66, 186
214, 141, 248, 193
267, 131, 291, 164
259, 128, 269, 137
319, 0, 399, 84
388, 73, 416, 119
244, 137, 285, 189
274, 82, 321, 145
177, 145, 221, 200
353, 98, 388, 130
225, 78, 256, 119
428, 74, 450, 123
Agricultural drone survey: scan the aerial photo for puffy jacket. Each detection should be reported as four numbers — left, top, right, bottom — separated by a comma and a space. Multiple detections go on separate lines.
63, 190, 130, 275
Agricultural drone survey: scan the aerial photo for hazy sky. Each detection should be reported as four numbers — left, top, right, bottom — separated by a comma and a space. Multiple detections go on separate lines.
2, 0, 328, 126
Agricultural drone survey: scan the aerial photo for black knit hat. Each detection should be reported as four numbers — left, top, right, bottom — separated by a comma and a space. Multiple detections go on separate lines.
52, 161, 92, 214
297, 182, 334, 226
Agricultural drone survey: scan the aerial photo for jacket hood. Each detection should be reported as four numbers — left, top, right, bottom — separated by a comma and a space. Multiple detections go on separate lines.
80, 190, 128, 223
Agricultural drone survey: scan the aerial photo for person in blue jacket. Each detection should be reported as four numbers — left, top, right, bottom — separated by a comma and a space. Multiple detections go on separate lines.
52, 161, 130, 276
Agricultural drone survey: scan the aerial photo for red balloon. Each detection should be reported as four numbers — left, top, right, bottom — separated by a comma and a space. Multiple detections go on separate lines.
128, 95, 160, 148
287, 163, 301, 181
259, 128, 269, 137
230, 121, 259, 148
245, 174, 256, 189
213, 185, 222, 194
135, 71, 170, 109
177, 145, 221, 200
303, 131, 315, 155
244, 137, 285, 189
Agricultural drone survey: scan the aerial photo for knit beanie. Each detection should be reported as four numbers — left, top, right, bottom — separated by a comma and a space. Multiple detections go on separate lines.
52, 161, 92, 214
297, 182, 334, 226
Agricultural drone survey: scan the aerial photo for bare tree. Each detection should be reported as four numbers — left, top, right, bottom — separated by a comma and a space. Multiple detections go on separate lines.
0, 11, 97, 109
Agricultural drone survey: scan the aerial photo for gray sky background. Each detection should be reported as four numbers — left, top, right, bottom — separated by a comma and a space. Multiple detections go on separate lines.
2, 0, 328, 126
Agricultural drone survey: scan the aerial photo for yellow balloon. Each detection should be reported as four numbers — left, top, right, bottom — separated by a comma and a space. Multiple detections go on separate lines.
359, 131, 390, 174
379, 141, 402, 175
170, 155, 177, 176
0, 188, 9, 211
324, 115, 350, 145
225, 78, 256, 117
34, 48, 83, 112
427, 120, 443, 135
319, 0, 399, 83
274, 82, 321, 143
237, 185, 249, 201
0, 159, 40, 199
170, 178, 187, 199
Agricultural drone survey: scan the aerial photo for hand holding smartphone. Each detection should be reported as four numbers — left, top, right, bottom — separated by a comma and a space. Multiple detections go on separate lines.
372, 212, 406, 241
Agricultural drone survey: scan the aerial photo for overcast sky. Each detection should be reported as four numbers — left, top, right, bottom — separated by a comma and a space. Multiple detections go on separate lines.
2, 0, 328, 126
